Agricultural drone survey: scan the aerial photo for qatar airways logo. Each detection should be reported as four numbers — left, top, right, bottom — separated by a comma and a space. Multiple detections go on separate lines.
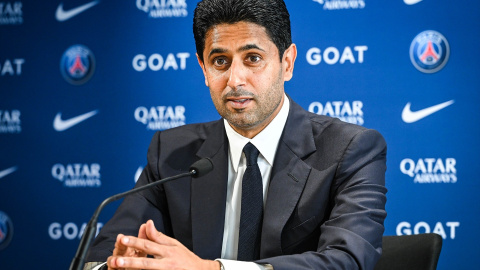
400, 158, 457, 184
0, 2, 23, 25
313, 0, 365, 10
0, 110, 21, 133
135, 106, 186, 130
308, 101, 364, 125
307, 46, 367, 65
51, 163, 101, 188
133, 53, 190, 72
136, 0, 187, 18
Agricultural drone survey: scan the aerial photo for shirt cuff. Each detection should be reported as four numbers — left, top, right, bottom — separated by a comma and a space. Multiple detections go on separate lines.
216, 259, 273, 270
83, 262, 106, 270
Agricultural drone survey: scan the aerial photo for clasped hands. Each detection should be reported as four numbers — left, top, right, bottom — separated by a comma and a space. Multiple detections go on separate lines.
107, 220, 220, 270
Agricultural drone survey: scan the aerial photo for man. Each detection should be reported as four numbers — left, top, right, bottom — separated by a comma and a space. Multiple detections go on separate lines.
85, 0, 387, 269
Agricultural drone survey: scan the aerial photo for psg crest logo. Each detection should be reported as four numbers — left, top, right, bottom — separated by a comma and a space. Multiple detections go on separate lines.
0, 211, 13, 251
60, 45, 96, 85
410, 30, 450, 73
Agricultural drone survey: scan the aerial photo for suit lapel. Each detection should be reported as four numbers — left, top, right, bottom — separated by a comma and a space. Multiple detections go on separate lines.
191, 120, 229, 260
189, 99, 317, 259
261, 99, 317, 257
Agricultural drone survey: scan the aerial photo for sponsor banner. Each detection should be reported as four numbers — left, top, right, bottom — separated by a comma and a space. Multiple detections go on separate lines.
0, 167, 17, 179
55, 1, 100, 22
0, 110, 21, 133
51, 163, 102, 188
401, 100, 454, 123
396, 221, 460, 240
60, 45, 96, 85
136, 0, 187, 18
53, 110, 99, 132
1, 58, 24, 76
134, 106, 186, 130
410, 30, 450, 73
0, 2, 23, 25
400, 158, 457, 184
0, 211, 13, 251
0, 1, 477, 269
312, 0, 365, 10
404, 0, 423, 5
132, 53, 190, 72
48, 222, 103, 240
308, 101, 364, 125
306, 46, 367, 65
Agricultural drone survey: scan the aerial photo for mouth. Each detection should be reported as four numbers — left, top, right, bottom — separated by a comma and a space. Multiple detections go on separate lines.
226, 97, 253, 109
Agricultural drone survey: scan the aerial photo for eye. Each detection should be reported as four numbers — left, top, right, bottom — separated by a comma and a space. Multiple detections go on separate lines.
246, 55, 261, 63
213, 57, 228, 67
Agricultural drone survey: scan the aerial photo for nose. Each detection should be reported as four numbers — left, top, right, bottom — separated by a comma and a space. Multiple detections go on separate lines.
226, 58, 247, 90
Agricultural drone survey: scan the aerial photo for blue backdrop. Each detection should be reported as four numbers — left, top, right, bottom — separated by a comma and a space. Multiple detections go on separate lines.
1, 0, 479, 269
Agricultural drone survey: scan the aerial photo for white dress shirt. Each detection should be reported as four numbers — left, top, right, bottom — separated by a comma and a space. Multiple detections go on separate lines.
218, 95, 290, 270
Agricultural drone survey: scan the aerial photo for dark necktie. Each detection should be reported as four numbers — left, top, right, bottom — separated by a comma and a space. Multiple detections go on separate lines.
237, 142, 263, 261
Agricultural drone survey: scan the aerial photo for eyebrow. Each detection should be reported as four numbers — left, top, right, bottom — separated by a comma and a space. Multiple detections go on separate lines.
208, 48, 228, 58
239, 44, 265, 52
208, 44, 265, 58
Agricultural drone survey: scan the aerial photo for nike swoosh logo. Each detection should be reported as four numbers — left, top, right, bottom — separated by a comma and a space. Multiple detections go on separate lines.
55, 1, 99, 22
0, 167, 17, 179
404, 0, 423, 5
402, 100, 454, 123
53, 110, 98, 131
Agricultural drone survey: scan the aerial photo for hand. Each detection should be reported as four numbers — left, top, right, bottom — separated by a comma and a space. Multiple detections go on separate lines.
107, 223, 148, 270
107, 220, 220, 270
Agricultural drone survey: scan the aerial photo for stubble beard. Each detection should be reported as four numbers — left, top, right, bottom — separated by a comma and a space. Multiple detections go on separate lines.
212, 74, 284, 132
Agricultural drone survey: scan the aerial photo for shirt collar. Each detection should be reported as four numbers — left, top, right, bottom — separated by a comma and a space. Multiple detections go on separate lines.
224, 94, 290, 172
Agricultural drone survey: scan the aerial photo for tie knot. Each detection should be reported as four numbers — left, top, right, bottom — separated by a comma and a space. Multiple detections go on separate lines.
243, 142, 260, 166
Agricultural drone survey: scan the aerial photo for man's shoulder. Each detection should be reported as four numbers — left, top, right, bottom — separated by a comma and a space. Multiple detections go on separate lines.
309, 113, 368, 135
289, 97, 367, 131
286, 98, 384, 149
311, 113, 384, 144
292, 103, 369, 137
147, 119, 227, 158
295, 105, 385, 148
158, 119, 223, 139
146, 119, 226, 166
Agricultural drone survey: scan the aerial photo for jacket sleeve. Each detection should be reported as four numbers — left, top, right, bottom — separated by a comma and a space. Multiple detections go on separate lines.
257, 129, 387, 270
85, 131, 169, 262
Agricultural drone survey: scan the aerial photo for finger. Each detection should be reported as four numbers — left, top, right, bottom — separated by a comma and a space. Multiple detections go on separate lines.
115, 234, 141, 258
138, 223, 147, 239
107, 255, 120, 269
145, 220, 177, 246
113, 234, 128, 255
135, 224, 148, 257
113, 257, 166, 270
120, 235, 167, 257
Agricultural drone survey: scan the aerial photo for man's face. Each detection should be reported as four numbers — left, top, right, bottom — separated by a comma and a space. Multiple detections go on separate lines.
197, 21, 296, 138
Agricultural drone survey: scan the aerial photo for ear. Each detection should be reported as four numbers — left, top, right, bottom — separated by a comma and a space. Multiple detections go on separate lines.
196, 53, 209, 87
282, 43, 297, 82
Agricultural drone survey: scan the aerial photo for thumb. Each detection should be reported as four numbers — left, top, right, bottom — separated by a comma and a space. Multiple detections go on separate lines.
146, 220, 176, 246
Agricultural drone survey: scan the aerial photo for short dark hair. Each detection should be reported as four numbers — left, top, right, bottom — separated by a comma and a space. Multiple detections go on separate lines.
193, 0, 292, 62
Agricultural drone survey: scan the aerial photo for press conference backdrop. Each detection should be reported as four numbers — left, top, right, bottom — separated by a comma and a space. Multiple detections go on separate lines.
1, 0, 479, 269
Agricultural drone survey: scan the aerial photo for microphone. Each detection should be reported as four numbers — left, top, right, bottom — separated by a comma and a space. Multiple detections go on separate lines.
69, 158, 214, 270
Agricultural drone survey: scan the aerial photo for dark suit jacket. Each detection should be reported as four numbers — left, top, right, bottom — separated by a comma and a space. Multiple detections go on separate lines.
86, 98, 387, 270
